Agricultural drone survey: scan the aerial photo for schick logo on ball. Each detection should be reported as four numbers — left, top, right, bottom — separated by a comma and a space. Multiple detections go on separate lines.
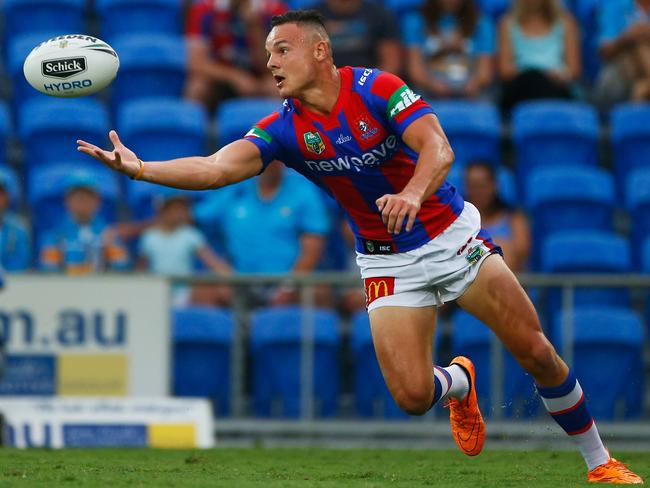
41, 57, 87, 79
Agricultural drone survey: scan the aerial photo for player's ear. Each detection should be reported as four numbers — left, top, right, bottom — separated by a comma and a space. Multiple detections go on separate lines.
314, 40, 328, 61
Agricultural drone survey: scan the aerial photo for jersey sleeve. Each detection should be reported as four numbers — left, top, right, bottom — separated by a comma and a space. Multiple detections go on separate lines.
243, 111, 283, 171
369, 71, 434, 138
185, 2, 211, 39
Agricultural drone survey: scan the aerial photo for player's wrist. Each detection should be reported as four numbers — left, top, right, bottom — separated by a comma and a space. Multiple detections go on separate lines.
130, 159, 145, 180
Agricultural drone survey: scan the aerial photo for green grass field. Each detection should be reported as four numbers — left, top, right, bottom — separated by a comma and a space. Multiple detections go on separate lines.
1, 449, 648, 487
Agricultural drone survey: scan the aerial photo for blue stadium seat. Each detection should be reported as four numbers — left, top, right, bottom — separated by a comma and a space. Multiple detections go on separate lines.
429, 101, 501, 166
612, 103, 650, 195
250, 306, 340, 418
384, 0, 424, 14
109, 35, 186, 106
286, 0, 319, 8
173, 306, 234, 416
552, 307, 644, 419
3, 0, 84, 42
96, 0, 181, 42
497, 166, 517, 208
0, 165, 22, 209
0, 102, 10, 165
28, 162, 120, 235
477, 0, 511, 19
626, 168, 650, 266
512, 101, 599, 190
215, 98, 282, 147
452, 310, 540, 418
18, 98, 109, 167
351, 311, 408, 419
526, 167, 615, 263
118, 98, 208, 218
541, 231, 631, 317
8, 32, 65, 108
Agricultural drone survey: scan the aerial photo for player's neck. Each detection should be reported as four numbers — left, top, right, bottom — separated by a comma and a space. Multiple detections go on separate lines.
298, 66, 341, 116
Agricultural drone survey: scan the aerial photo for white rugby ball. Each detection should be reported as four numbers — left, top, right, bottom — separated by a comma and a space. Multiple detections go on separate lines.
23, 34, 119, 98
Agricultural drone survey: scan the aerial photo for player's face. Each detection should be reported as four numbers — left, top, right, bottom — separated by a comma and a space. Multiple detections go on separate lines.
265, 24, 319, 98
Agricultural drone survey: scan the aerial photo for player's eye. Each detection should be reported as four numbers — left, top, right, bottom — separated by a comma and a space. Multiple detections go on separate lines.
280, 48, 288, 54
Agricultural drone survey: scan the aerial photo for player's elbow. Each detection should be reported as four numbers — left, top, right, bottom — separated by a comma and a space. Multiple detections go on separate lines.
437, 139, 455, 169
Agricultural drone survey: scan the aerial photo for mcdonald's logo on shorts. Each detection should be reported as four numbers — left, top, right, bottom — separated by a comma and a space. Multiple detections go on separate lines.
364, 277, 395, 306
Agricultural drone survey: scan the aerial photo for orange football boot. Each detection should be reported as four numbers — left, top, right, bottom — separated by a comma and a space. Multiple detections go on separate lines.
446, 356, 485, 456
588, 458, 644, 484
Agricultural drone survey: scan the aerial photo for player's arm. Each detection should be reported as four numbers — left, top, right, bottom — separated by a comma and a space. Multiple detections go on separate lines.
77, 130, 263, 190
376, 113, 454, 234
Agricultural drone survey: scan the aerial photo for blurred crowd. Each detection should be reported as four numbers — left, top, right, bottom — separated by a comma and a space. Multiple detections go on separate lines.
1, 0, 649, 312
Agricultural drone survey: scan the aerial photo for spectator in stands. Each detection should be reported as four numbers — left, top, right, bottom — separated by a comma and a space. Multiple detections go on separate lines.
184, 0, 286, 110
402, 0, 496, 99
194, 161, 330, 306
138, 191, 231, 307
0, 174, 30, 271
464, 161, 531, 271
39, 175, 129, 274
593, 0, 650, 110
313, 0, 401, 74
498, 0, 581, 114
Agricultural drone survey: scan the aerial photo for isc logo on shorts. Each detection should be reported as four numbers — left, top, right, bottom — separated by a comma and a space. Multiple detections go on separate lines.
364, 277, 395, 306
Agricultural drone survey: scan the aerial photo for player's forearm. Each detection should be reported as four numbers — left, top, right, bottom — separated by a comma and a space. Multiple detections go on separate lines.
403, 140, 454, 203
138, 156, 225, 190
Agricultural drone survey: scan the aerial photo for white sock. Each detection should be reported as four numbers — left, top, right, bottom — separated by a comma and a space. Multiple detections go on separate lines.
433, 364, 469, 405
537, 371, 610, 470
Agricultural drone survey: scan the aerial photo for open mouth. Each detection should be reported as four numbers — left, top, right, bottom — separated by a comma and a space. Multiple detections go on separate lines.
274, 75, 285, 87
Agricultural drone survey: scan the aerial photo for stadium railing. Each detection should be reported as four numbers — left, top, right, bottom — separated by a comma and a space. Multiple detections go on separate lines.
170, 272, 650, 422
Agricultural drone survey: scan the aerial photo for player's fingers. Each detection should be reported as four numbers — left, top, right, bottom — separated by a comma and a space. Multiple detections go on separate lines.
76, 140, 98, 150
380, 199, 394, 225
392, 208, 409, 235
113, 150, 122, 167
376, 195, 388, 212
109, 130, 123, 148
405, 208, 418, 233
77, 146, 97, 158
386, 204, 403, 234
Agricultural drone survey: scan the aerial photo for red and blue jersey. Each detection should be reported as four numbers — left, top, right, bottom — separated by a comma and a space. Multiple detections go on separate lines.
244, 66, 464, 254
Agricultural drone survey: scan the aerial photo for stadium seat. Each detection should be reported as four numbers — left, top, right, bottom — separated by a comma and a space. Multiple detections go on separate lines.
96, 0, 181, 42
0, 102, 10, 165
118, 98, 208, 218
625, 168, 650, 265
611, 103, 650, 195
286, 0, 319, 8
384, 0, 424, 14
0, 165, 22, 209
428, 101, 501, 166
497, 166, 517, 208
28, 162, 120, 236
7, 32, 66, 108
452, 310, 540, 418
477, 0, 511, 19
526, 167, 615, 262
18, 98, 109, 167
215, 98, 283, 147
552, 307, 644, 419
109, 35, 186, 106
512, 101, 599, 190
3, 0, 84, 42
541, 231, 632, 321
250, 306, 340, 418
173, 306, 234, 416
351, 311, 408, 419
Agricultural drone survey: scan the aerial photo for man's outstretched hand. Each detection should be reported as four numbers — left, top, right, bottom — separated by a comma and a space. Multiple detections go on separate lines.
77, 130, 141, 178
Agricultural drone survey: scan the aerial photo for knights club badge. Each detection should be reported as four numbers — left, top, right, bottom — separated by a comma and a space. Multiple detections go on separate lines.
303, 131, 325, 154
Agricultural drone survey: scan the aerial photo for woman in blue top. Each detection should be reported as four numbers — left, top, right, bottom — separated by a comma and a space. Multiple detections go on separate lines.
498, 0, 581, 114
402, 0, 495, 99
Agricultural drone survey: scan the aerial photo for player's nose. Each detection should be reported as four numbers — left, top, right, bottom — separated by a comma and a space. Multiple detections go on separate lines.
267, 54, 279, 70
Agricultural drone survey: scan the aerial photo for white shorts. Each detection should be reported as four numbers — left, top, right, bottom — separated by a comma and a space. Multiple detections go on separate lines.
356, 202, 502, 312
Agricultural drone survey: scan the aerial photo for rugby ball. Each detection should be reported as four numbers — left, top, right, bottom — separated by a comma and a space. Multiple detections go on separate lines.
23, 34, 119, 98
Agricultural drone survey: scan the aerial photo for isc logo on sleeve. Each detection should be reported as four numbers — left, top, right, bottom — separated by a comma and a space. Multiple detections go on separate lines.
364, 276, 395, 306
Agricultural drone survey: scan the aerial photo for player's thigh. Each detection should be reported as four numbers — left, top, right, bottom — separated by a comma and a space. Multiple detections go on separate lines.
456, 254, 566, 382
369, 305, 437, 400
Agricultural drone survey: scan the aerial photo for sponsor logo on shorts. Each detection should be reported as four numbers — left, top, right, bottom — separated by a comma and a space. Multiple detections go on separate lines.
364, 277, 395, 306
42, 57, 87, 79
466, 245, 485, 265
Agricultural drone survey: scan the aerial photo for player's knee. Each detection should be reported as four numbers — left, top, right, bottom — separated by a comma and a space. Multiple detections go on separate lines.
393, 384, 433, 416
517, 336, 560, 377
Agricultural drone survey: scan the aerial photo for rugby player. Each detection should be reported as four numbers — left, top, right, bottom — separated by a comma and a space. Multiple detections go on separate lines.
77, 10, 643, 484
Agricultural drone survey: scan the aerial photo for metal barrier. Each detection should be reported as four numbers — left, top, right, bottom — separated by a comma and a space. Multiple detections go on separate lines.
172, 273, 650, 421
